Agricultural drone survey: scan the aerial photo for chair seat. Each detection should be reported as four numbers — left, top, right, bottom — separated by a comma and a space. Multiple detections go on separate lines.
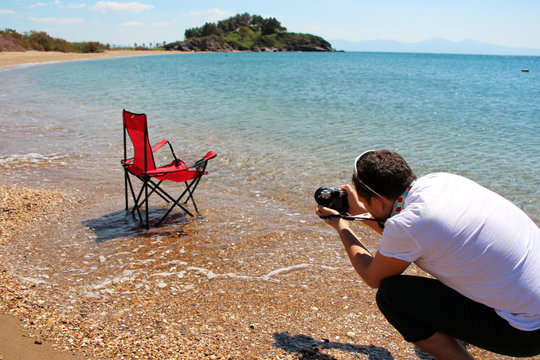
149, 162, 202, 183
125, 161, 199, 182
124, 164, 146, 177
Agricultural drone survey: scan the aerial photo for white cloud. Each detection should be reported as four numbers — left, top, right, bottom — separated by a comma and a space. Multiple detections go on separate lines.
121, 21, 143, 26
152, 21, 170, 27
0, 9, 17, 14
67, 3, 87, 9
29, 2, 47, 8
29, 16, 84, 24
91, 1, 153, 14
187, 8, 235, 21
29, 0, 61, 8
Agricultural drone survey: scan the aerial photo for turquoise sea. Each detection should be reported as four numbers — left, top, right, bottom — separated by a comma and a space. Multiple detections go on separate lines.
1, 52, 539, 224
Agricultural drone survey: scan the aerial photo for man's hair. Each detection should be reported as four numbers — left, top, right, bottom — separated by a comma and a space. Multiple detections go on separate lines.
352, 150, 416, 201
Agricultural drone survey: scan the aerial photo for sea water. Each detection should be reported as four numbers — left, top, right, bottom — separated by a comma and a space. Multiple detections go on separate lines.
1, 52, 539, 224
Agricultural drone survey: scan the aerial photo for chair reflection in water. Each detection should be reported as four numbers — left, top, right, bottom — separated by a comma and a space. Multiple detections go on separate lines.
121, 109, 217, 229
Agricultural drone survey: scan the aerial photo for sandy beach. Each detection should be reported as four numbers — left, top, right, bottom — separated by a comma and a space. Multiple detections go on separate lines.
0, 49, 181, 69
1, 50, 538, 360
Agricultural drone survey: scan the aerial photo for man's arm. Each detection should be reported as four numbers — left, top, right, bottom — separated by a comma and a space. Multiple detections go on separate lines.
317, 206, 410, 288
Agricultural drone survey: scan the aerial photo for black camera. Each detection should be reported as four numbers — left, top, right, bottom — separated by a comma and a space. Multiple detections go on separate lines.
314, 187, 349, 213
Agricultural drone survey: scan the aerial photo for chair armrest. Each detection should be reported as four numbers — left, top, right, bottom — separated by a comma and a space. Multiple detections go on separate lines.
152, 139, 168, 152
121, 158, 134, 166
146, 151, 216, 176
203, 151, 217, 160
193, 151, 217, 169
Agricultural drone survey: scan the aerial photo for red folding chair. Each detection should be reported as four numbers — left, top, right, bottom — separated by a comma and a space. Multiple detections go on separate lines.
121, 109, 217, 229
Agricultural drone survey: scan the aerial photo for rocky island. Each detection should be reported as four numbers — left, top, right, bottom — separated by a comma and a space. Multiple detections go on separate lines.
164, 13, 336, 52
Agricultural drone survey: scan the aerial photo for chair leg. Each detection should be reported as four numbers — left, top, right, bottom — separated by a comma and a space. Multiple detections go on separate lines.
144, 178, 149, 229
156, 192, 194, 226
186, 187, 199, 214
124, 169, 129, 210
134, 183, 146, 212
127, 172, 208, 228
134, 178, 165, 210
145, 180, 169, 203
155, 172, 206, 225
126, 174, 143, 222
147, 181, 195, 217
184, 174, 204, 214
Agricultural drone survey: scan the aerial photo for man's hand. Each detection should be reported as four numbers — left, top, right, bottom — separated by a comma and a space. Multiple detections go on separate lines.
315, 205, 349, 230
341, 184, 368, 215
315, 204, 339, 218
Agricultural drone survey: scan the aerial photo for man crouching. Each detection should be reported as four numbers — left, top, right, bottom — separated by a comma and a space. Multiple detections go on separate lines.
315, 150, 540, 359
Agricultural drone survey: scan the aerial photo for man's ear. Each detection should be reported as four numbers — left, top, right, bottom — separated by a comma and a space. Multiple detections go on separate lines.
371, 195, 394, 218
370, 195, 385, 213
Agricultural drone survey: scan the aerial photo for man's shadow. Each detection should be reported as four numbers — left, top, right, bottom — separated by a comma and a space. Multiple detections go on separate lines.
273, 332, 394, 360
273, 332, 438, 360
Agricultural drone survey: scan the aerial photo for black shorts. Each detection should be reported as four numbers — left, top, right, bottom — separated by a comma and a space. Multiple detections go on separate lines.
375, 275, 540, 357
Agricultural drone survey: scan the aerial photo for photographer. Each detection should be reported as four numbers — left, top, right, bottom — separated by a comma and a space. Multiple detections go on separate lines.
315, 150, 539, 360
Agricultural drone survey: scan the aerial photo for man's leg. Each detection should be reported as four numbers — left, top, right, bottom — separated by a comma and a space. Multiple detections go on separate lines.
376, 276, 474, 360
375, 275, 540, 358
415, 332, 474, 360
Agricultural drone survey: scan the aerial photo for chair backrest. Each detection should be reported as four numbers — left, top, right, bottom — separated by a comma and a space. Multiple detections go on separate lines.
123, 109, 157, 174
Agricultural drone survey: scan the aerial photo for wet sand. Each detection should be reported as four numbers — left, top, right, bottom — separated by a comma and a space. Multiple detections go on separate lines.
0, 52, 537, 359
1, 182, 534, 360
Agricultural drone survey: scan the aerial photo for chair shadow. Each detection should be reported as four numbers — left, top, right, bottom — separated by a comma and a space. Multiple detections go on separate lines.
81, 207, 190, 243
273, 332, 395, 360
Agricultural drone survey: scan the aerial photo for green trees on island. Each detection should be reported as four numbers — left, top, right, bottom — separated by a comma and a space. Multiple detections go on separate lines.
184, 13, 286, 39
169, 12, 334, 52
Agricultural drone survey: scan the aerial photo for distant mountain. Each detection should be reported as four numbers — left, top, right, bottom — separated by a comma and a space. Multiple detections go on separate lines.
331, 38, 540, 56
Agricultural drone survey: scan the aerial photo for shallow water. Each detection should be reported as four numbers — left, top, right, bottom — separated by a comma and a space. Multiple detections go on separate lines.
1, 52, 538, 224
2, 52, 538, 286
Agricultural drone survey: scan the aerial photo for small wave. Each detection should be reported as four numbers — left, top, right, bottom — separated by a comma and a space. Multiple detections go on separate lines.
0, 153, 71, 168
84, 263, 340, 296
18, 276, 48, 285
187, 263, 339, 282
0, 61, 64, 72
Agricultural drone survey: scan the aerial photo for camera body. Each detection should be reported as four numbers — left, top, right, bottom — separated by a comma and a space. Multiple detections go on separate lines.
314, 187, 349, 213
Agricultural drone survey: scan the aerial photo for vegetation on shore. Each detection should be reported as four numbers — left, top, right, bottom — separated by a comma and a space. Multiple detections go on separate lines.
0, 28, 111, 53
165, 13, 335, 52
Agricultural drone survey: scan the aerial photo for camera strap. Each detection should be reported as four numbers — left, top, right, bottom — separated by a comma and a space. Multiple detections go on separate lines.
390, 179, 416, 217
319, 212, 387, 229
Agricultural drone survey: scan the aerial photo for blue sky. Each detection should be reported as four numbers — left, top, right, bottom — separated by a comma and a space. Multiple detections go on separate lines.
1, 0, 540, 49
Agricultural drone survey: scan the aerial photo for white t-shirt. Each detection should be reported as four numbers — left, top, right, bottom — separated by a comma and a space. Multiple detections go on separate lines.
379, 172, 540, 331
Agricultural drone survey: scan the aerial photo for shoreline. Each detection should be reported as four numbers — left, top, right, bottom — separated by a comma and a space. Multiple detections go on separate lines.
0, 49, 184, 69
